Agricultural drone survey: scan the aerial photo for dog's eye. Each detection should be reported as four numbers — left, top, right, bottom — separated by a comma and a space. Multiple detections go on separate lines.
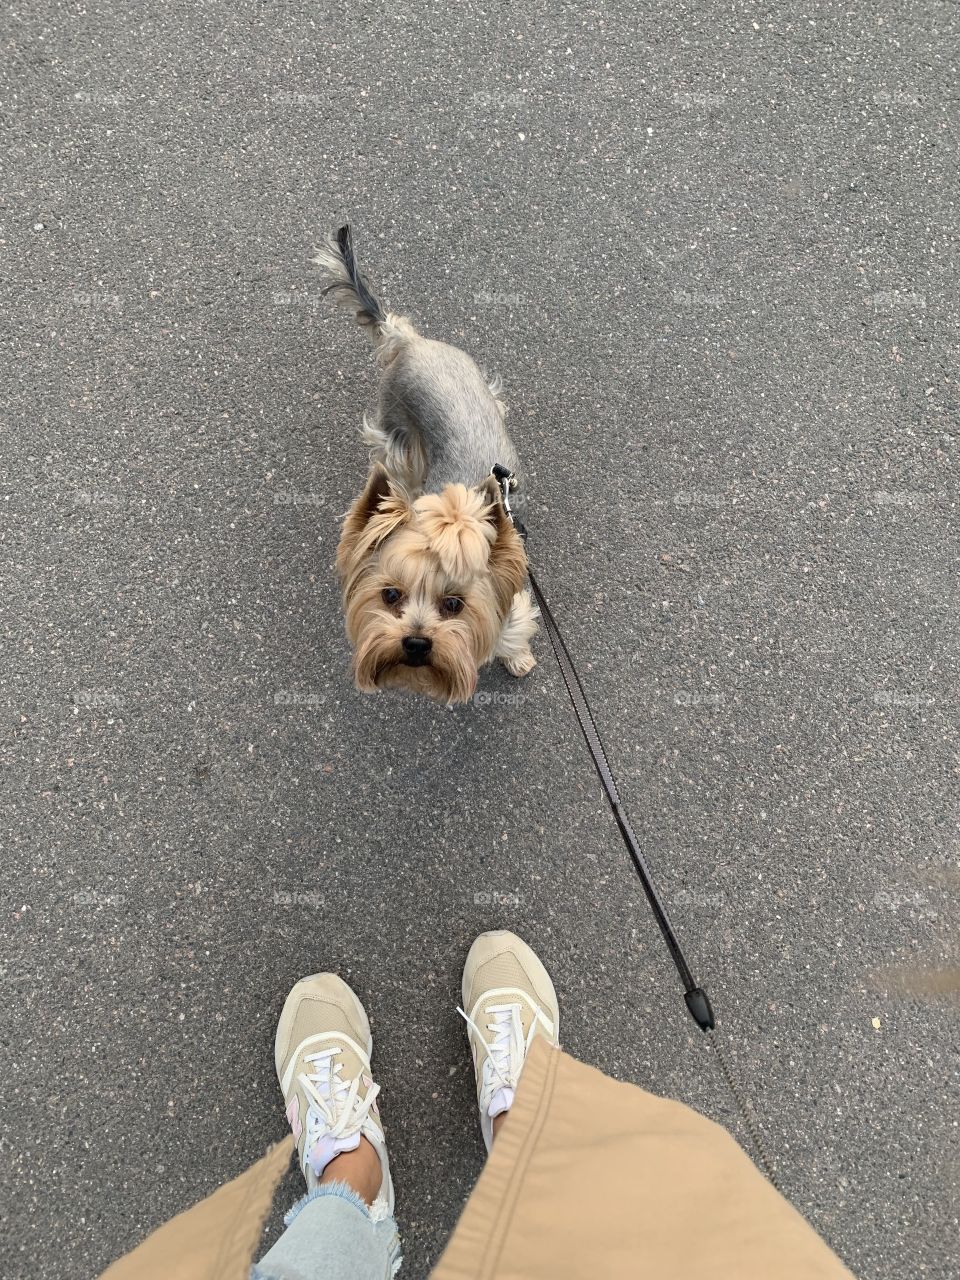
440, 596, 465, 616
381, 587, 403, 607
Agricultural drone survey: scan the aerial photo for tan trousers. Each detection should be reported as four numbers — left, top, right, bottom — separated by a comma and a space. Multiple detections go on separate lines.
433, 1036, 855, 1278
102, 1036, 855, 1280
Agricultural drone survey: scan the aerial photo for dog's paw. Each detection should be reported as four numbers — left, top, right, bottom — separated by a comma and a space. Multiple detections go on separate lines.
501, 649, 536, 678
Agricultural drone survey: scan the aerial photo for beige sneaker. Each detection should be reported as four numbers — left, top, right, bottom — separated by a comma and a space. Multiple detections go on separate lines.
275, 973, 394, 1213
459, 930, 560, 1150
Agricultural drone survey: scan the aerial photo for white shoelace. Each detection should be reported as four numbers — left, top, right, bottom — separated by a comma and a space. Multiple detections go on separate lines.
298, 1046, 380, 1141
457, 999, 552, 1115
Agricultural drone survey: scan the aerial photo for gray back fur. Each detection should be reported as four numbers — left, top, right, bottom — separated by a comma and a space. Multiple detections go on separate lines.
378, 337, 522, 503
314, 226, 525, 511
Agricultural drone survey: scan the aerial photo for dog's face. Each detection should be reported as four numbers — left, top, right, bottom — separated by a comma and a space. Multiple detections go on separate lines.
337, 466, 527, 703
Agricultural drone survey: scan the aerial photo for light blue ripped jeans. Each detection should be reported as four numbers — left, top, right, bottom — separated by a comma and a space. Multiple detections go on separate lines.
252, 1182, 402, 1280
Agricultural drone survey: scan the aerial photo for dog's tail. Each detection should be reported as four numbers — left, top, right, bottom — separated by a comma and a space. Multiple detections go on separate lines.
312, 225, 417, 361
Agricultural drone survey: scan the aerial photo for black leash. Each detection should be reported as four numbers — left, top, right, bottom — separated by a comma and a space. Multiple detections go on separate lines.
491, 465, 779, 1187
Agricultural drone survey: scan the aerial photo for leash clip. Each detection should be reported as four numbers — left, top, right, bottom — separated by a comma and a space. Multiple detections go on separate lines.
491, 463, 523, 535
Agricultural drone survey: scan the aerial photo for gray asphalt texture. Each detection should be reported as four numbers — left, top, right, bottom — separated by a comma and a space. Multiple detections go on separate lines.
3, 3, 959, 1278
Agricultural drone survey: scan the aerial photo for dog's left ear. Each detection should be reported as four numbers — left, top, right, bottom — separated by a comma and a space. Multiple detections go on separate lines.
479, 475, 528, 614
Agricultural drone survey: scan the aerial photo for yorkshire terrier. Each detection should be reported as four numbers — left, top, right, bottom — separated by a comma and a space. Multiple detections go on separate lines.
313, 226, 538, 705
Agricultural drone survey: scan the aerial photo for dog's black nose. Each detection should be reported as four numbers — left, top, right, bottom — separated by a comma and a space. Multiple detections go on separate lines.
402, 635, 433, 660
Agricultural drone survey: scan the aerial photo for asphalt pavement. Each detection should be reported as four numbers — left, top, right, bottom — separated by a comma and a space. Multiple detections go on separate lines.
3, 3, 958, 1277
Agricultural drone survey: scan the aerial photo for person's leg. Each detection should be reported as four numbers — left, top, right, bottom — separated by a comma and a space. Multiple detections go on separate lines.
253, 974, 401, 1280
458, 929, 560, 1150
444, 933, 855, 1280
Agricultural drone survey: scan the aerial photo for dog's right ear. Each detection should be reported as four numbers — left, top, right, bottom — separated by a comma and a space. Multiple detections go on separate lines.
337, 465, 411, 577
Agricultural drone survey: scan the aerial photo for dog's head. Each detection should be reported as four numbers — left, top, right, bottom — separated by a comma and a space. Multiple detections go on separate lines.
337, 466, 527, 704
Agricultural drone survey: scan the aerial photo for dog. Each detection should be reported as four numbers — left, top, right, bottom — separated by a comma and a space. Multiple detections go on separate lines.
313, 226, 538, 705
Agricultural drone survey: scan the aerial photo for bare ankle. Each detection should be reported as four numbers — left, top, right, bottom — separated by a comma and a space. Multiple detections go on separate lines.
320, 1135, 382, 1205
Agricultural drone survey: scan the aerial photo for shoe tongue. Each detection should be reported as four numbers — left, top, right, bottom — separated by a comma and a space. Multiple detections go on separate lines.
486, 1085, 515, 1119
307, 1128, 361, 1177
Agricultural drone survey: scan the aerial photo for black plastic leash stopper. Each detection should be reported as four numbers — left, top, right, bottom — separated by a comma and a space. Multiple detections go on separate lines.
684, 987, 716, 1032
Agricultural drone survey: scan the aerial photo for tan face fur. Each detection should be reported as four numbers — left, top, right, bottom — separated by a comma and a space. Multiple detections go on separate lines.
337, 466, 527, 704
